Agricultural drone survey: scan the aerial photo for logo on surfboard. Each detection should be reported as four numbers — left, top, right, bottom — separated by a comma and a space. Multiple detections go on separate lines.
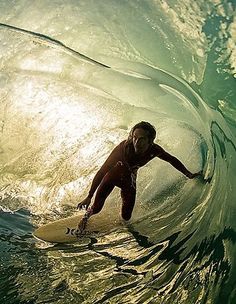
65, 227, 97, 237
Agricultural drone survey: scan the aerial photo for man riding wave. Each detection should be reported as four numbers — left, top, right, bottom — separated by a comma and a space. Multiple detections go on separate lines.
77, 121, 202, 232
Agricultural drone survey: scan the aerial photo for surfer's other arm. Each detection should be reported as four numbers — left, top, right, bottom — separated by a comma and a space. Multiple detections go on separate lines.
157, 146, 202, 179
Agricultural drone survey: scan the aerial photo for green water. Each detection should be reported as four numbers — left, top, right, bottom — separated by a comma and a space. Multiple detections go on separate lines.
0, 0, 236, 303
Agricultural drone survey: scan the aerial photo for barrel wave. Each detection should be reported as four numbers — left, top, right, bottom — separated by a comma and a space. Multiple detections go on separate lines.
0, 1, 236, 303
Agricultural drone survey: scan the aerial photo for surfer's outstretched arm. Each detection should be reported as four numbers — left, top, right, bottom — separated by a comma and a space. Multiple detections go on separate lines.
77, 167, 111, 210
77, 142, 122, 209
157, 146, 202, 178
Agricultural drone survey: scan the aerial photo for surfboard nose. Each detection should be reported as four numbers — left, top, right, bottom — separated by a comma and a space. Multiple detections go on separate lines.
33, 220, 78, 243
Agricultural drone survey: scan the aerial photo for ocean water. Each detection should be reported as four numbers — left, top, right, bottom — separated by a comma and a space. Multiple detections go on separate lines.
0, 0, 236, 303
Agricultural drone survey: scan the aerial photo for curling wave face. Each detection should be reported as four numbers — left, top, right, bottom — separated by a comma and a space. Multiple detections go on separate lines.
0, 0, 236, 303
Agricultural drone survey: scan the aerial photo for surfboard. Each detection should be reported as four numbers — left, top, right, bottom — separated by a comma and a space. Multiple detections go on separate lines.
33, 212, 118, 243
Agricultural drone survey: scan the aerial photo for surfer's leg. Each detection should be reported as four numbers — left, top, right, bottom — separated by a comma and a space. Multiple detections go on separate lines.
120, 186, 136, 221
91, 178, 115, 214
77, 176, 115, 233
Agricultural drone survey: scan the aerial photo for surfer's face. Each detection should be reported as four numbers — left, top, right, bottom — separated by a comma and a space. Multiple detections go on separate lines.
132, 128, 150, 154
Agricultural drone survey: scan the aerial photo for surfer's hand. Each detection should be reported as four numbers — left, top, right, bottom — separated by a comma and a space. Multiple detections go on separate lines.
187, 170, 203, 179
77, 197, 91, 210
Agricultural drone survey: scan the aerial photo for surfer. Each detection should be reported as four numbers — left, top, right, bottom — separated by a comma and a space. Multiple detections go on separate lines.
77, 121, 202, 232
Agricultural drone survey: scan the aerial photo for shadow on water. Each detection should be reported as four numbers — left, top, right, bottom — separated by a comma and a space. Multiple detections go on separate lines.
1, 204, 236, 303
127, 225, 236, 303
0, 208, 37, 303
0, 208, 34, 247
87, 222, 236, 303
0, 208, 80, 303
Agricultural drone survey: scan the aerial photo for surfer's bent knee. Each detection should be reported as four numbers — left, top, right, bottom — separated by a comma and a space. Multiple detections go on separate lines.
122, 212, 132, 221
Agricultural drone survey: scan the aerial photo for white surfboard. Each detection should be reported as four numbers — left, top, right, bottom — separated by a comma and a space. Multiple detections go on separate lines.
33, 212, 119, 243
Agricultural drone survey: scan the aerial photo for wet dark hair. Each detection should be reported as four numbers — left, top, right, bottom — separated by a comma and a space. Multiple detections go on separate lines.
128, 121, 156, 143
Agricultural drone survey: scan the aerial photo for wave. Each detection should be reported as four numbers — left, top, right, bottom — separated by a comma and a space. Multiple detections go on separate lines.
0, 2, 236, 301
0, 23, 213, 215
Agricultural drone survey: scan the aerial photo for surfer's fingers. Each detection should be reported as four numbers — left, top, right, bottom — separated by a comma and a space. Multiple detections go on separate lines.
77, 202, 89, 210
77, 202, 84, 209
77, 197, 91, 210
